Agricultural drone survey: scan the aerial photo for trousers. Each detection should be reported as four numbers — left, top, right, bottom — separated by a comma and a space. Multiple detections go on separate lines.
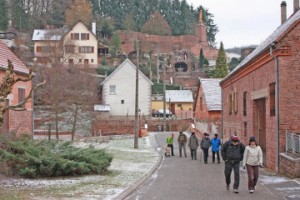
224, 160, 240, 189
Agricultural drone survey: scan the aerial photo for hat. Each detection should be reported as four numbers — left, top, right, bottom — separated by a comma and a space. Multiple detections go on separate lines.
249, 136, 256, 142
231, 135, 239, 141
204, 133, 209, 136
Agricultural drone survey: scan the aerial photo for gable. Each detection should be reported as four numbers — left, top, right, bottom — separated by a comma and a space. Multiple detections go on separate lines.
63, 21, 97, 42
101, 59, 153, 86
200, 78, 222, 111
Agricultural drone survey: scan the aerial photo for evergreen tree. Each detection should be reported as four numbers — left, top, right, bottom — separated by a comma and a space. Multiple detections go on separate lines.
214, 42, 228, 78
0, 0, 8, 31
199, 48, 205, 70
11, 0, 29, 30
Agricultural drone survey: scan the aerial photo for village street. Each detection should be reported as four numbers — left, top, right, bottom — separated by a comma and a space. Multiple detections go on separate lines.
125, 132, 300, 200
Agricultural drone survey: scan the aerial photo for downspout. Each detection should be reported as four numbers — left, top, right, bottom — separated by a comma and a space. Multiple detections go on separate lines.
270, 43, 280, 172
221, 87, 224, 145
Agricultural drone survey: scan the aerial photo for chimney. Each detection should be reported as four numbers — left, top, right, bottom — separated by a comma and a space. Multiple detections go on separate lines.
281, 1, 287, 24
294, 0, 299, 13
92, 21, 96, 35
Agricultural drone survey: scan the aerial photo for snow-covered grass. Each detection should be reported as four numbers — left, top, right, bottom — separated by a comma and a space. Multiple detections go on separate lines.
0, 134, 159, 200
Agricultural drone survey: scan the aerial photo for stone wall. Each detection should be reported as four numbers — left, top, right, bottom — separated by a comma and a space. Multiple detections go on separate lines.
279, 153, 300, 178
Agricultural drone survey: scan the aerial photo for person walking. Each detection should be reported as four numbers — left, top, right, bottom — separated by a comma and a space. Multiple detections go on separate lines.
166, 133, 175, 156
188, 132, 198, 160
211, 133, 221, 164
221, 135, 245, 193
177, 132, 187, 157
243, 136, 263, 194
200, 133, 211, 164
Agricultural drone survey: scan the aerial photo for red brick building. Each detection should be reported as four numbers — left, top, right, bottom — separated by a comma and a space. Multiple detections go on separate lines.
0, 41, 33, 136
194, 79, 222, 135
220, 1, 300, 173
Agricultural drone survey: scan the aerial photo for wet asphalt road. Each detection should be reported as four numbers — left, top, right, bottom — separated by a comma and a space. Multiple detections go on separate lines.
125, 132, 283, 200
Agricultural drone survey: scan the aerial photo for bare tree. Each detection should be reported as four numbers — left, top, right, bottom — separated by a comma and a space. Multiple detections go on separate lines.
0, 60, 45, 134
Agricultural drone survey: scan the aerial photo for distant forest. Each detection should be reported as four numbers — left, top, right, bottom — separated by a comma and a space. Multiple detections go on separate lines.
0, 0, 218, 46
226, 45, 258, 55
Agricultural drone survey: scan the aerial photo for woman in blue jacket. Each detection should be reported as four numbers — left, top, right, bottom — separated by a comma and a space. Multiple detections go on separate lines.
211, 133, 221, 163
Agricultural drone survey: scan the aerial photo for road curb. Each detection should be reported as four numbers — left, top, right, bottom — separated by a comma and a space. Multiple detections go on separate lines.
115, 144, 163, 200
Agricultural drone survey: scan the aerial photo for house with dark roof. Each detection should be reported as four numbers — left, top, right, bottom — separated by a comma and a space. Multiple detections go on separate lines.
194, 78, 222, 135
220, 1, 300, 177
0, 41, 32, 136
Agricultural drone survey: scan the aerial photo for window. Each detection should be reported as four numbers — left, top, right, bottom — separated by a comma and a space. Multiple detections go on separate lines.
121, 100, 124, 104
71, 33, 79, 40
91, 59, 94, 63
79, 59, 82, 63
228, 94, 233, 115
36, 46, 42, 52
177, 104, 182, 107
79, 46, 94, 53
68, 59, 74, 64
269, 82, 276, 116
200, 97, 203, 111
65, 45, 75, 53
243, 92, 247, 116
18, 88, 25, 107
109, 85, 116, 94
81, 33, 90, 40
233, 89, 238, 114
244, 122, 248, 137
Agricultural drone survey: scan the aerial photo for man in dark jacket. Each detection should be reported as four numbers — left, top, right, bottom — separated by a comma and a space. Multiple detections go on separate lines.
177, 132, 187, 157
221, 135, 245, 194
200, 133, 211, 163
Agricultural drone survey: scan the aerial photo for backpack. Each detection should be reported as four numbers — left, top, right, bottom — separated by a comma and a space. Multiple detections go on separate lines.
179, 134, 186, 143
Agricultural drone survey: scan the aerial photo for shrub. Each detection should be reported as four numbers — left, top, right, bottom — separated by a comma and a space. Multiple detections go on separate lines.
0, 138, 113, 178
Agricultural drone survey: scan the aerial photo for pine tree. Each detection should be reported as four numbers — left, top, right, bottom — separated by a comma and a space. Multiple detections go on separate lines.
199, 48, 205, 70
214, 42, 228, 78
0, 0, 8, 31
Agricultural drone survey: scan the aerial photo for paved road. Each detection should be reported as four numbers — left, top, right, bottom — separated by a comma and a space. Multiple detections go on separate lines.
126, 132, 282, 200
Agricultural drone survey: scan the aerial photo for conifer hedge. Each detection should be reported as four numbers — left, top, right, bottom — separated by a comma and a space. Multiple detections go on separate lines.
0, 138, 113, 178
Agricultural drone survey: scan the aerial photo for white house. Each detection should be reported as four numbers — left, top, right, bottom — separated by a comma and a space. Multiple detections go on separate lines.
32, 21, 98, 67
101, 59, 153, 116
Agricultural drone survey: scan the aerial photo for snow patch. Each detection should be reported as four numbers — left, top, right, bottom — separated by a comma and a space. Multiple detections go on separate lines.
260, 175, 289, 184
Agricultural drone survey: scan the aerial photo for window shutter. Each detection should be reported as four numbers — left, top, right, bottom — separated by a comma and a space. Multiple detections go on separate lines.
87, 33, 90, 40
79, 46, 81, 53
71, 33, 74, 40
234, 88, 238, 114
92, 47, 94, 53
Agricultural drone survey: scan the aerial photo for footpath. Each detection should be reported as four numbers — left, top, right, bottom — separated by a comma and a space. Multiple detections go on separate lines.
123, 132, 300, 200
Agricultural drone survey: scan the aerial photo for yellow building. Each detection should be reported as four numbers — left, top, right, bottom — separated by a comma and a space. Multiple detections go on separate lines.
152, 90, 194, 114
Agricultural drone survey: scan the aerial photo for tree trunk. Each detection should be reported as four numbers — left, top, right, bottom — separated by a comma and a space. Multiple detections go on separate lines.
55, 106, 59, 140
71, 104, 78, 141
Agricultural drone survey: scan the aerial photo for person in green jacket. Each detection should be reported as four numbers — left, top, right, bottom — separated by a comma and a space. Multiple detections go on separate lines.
166, 133, 175, 156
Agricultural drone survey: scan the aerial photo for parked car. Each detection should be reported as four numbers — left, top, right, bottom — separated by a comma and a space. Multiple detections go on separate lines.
152, 109, 172, 118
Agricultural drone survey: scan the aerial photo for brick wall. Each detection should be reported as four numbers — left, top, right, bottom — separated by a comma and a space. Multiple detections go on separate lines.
279, 153, 300, 178
194, 83, 221, 134
92, 118, 193, 135
221, 20, 300, 172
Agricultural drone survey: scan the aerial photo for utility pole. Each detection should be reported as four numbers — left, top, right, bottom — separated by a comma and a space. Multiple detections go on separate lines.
134, 40, 139, 149
156, 50, 160, 83
163, 58, 166, 132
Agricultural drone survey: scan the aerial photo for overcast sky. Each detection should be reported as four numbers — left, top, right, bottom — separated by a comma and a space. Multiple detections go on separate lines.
186, 0, 295, 48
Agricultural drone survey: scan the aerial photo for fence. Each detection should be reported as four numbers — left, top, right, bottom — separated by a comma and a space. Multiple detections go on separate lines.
286, 131, 300, 154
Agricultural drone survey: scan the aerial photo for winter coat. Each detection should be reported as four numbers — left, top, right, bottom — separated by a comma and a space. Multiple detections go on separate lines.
177, 133, 187, 144
211, 138, 221, 152
189, 135, 199, 150
200, 138, 211, 149
221, 140, 245, 161
166, 136, 174, 145
243, 145, 263, 166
